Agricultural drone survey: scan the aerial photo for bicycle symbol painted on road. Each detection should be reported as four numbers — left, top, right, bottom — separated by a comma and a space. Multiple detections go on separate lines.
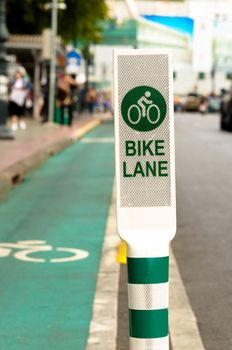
0, 240, 89, 263
121, 86, 167, 132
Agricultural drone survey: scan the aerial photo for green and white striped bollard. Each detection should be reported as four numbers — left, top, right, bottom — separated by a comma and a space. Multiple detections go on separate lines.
127, 246, 169, 350
113, 49, 176, 350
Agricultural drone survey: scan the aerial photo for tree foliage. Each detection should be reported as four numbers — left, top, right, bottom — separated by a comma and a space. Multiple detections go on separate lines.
6, 0, 49, 35
6, 0, 108, 42
60, 0, 108, 42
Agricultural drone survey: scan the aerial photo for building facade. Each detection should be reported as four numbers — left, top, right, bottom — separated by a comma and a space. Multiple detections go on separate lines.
97, 0, 232, 94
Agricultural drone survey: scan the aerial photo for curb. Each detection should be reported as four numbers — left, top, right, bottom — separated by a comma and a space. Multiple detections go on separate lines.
0, 119, 102, 200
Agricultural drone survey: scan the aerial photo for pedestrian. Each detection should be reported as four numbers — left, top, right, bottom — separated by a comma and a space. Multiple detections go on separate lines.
58, 74, 76, 126
199, 96, 208, 115
40, 77, 49, 123
86, 87, 97, 114
9, 70, 29, 131
79, 85, 87, 112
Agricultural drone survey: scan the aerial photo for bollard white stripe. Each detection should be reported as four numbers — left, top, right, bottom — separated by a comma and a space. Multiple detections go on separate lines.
128, 283, 169, 310
127, 243, 169, 258
129, 335, 169, 350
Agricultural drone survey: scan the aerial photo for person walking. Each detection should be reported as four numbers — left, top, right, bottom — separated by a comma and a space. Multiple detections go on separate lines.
9, 71, 29, 131
86, 87, 97, 114
40, 77, 49, 123
58, 74, 76, 126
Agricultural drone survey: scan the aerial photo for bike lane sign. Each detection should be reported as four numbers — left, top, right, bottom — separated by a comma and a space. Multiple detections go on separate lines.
114, 49, 176, 241
121, 86, 167, 131
113, 48, 177, 350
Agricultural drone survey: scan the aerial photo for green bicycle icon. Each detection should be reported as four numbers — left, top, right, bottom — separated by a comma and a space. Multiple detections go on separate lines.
121, 86, 167, 132
127, 90, 161, 125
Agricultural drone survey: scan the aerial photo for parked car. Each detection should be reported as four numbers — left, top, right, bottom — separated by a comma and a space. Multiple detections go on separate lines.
184, 93, 202, 112
220, 92, 232, 131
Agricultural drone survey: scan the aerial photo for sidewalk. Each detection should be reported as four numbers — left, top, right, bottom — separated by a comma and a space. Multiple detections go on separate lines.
0, 113, 109, 197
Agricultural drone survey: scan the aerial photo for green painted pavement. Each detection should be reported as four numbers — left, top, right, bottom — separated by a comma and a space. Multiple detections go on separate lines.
0, 121, 115, 350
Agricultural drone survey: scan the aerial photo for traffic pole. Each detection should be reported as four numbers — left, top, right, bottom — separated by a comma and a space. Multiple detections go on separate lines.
113, 49, 176, 350
48, 0, 58, 123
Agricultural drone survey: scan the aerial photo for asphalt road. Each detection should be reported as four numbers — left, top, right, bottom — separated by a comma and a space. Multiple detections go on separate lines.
117, 112, 232, 350
1, 113, 232, 349
173, 112, 232, 350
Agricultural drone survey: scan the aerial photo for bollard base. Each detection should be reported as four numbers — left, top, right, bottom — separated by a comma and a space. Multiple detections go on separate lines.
126, 242, 170, 350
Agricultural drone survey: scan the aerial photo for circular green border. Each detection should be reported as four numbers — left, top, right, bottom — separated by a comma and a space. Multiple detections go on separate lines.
121, 86, 167, 132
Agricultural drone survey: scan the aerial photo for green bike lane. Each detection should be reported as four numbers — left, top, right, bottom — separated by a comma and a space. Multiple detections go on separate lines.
0, 121, 115, 350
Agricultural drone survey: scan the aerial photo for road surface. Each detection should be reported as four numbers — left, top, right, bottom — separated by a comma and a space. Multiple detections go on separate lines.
0, 121, 115, 350
0, 113, 232, 349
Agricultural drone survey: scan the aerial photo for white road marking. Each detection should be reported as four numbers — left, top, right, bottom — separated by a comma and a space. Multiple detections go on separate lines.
80, 137, 114, 143
89, 321, 112, 333
0, 240, 89, 263
14, 249, 50, 263
169, 247, 205, 349
86, 187, 120, 350
86, 186, 205, 350
50, 247, 89, 263
0, 248, 11, 257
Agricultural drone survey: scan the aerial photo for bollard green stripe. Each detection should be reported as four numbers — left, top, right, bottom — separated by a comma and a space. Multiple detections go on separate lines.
127, 257, 169, 284
129, 309, 168, 339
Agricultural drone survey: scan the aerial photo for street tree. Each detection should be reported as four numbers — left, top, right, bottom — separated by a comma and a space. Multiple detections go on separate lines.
6, 0, 108, 42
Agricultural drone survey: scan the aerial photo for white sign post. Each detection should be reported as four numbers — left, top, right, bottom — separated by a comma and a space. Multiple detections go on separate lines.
113, 49, 176, 350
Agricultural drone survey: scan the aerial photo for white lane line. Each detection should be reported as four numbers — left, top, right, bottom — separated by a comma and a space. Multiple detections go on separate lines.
169, 247, 205, 350
80, 137, 114, 143
86, 187, 120, 350
86, 187, 205, 350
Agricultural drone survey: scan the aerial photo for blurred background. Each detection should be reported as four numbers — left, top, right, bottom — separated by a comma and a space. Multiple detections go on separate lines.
0, 2, 232, 350
1, 0, 232, 131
